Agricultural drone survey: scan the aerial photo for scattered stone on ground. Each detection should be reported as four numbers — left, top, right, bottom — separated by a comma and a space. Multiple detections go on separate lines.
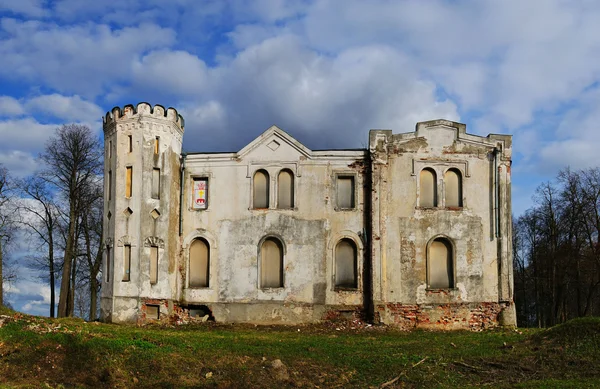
270, 359, 290, 381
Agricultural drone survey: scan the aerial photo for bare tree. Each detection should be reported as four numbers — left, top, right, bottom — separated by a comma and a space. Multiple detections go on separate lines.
515, 167, 600, 327
0, 165, 17, 307
40, 124, 103, 317
17, 175, 61, 317
79, 179, 103, 320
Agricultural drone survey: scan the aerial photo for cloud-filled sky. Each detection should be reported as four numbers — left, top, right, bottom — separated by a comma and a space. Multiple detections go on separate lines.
2, 0, 600, 314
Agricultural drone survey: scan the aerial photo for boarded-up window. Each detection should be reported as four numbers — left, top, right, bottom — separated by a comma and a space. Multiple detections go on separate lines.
253, 170, 269, 209
152, 168, 160, 199
108, 170, 112, 201
277, 169, 294, 209
150, 246, 158, 284
146, 305, 159, 320
260, 238, 283, 288
125, 167, 133, 198
128, 135, 133, 152
420, 168, 437, 207
428, 238, 454, 289
154, 137, 159, 154
192, 178, 208, 209
189, 238, 209, 287
337, 176, 355, 209
444, 169, 462, 207
123, 244, 131, 282
335, 239, 358, 288
105, 246, 111, 283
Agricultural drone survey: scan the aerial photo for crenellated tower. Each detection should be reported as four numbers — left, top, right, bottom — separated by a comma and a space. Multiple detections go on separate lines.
101, 103, 185, 323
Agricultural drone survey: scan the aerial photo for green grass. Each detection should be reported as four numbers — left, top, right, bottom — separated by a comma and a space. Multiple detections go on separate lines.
1, 314, 599, 388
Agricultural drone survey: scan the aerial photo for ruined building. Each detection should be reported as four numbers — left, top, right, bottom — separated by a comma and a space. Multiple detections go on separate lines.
100, 102, 516, 329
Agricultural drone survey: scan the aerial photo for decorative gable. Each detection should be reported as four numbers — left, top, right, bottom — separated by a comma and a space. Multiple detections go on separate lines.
237, 125, 312, 162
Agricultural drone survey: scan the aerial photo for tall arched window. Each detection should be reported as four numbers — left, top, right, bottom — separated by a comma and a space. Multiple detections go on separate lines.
428, 238, 454, 289
260, 237, 283, 288
253, 170, 269, 209
335, 239, 358, 289
189, 238, 210, 288
277, 169, 294, 209
420, 168, 437, 207
444, 169, 462, 207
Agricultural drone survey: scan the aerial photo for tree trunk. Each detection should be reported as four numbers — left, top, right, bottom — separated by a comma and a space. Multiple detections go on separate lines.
0, 238, 3, 308
49, 237, 55, 318
57, 204, 76, 317
69, 254, 77, 317
89, 277, 97, 321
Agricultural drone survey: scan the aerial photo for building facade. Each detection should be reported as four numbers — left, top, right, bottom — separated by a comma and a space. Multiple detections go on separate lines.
101, 102, 516, 329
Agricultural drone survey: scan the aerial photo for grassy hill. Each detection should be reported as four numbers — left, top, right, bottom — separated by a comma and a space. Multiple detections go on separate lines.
1, 307, 599, 388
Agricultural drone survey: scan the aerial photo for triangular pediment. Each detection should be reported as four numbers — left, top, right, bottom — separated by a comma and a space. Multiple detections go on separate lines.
237, 125, 312, 161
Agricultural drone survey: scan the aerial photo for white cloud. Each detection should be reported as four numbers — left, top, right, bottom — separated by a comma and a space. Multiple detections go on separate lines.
0, 118, 56, 153
297, 0, 600, 135
229, 0, 309, 23
7, 278, 53, 316
0, 96, 24, 117
539, 140, 598, 173
0, 0, 47, 17
10, 281, 52, 303
227, 24, 286, 50
174, 36, 458, 151
0, 94, 101, 177
0, 20, 176, 97
534, 86, 600, 172
0, 150, 38, 177
131, 50, 209, 98
25, 94, 103, 122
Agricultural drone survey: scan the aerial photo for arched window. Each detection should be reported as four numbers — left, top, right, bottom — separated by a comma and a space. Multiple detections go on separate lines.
189, 238, 210, 288
444, 169, 462, 207
335, 239, 358, 289
260, 237, 283, 288
419, 168, 437, 207
253, 170, 269, 209
277, 169, 294, 209
428, 238, 454, 289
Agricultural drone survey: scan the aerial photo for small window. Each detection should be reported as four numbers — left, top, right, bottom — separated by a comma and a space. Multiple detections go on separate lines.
123, 244, 131, 282
128, 135, 133, 152
444, 169, 462, 208
150, 246, 158, 284
420, 168, 437, 207
108, 140, 112, 159
154, 137, 159, 154
105, 245, 111, 283
260, 238, 283, 288
428, 238, 454, 289
189, 238, 209, 288
125, 167, 133, 198
253, 170, 270, 209
146, 305, 160, 320
277, 169, 294, 209
335, 239, 358, 289
192, 178, 208, 209
337, 176, 355, 209
107, 170, 112, 201
152, 168, 160, 199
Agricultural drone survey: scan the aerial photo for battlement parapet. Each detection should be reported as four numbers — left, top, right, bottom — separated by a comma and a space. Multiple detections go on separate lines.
103, 102, 185, 131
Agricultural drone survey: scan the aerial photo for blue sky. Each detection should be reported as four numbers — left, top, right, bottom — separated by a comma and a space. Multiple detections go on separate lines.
2, 0, 600, 315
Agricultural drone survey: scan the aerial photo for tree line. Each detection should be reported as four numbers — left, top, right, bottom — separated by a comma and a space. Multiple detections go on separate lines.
0, 124, 103, 319
514, 168, 600, 327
